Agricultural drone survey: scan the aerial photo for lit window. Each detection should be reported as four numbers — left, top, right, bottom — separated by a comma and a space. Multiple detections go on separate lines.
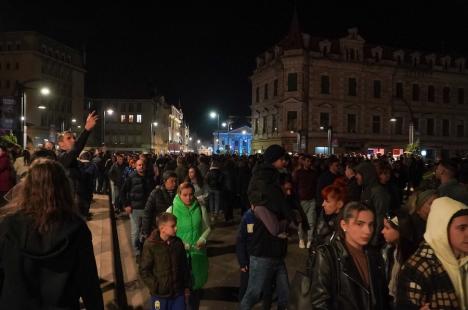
137, 114, 142, 123
128, 115, 134, 123
121, 115, 126, 123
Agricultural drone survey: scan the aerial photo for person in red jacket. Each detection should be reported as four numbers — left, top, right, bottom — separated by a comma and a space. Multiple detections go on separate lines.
0, 145, 14, 206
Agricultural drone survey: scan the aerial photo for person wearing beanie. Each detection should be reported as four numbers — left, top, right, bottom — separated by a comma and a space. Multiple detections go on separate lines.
409, 189, 438, 245
397, 197, 468, 310
142, 170, 178, 237
242, 144, 292, 309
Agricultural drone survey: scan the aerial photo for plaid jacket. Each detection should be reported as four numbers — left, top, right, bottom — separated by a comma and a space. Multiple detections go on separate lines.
397, 242, 461, 310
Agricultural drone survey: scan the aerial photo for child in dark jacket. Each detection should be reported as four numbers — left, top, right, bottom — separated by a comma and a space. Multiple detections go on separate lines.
139, 212, 191, 310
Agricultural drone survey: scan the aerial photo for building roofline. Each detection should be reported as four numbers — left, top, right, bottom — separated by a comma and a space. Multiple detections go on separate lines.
0, 30, 81, 54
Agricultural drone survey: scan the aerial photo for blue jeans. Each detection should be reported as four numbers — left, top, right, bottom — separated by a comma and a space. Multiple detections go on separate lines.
240, 256, 289, 310
208, 190, 221, 215
298, 200, 316, 242
150, 294, 185, 310
129, 209, 145, 255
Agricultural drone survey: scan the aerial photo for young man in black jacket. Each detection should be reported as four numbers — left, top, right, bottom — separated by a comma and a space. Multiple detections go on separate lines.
121, 159, 155, 260
141, 171, 177, 237
57, 111, 98, 218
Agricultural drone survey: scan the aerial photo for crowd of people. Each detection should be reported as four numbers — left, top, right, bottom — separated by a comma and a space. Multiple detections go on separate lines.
0, 110, 467, 309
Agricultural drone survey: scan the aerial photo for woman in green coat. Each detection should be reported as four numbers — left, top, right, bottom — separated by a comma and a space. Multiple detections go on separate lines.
167, 182, 211, 310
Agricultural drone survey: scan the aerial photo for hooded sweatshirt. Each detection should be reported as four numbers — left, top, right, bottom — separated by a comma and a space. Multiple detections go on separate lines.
424, 197, 468, 309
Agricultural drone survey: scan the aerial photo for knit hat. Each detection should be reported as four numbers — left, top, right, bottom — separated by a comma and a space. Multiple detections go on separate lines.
162, 170, 177, 182
415, 189, 438, 211
263, 144, 286, 164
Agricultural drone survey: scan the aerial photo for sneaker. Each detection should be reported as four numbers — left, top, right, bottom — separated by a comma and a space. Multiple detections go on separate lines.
306, 241, 312, 249
299, 240, 306, 249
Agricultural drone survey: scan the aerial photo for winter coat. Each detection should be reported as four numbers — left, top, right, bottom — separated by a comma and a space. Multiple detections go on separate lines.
120, 171, 155, 210
293, 168, 318, 201
108, 163, 127, 187
168, 195, 211, 290
247, 163, 293, 221
0, 152, 13, 193
355, 162, 391, 246
397, 197, 468, 310
0, 212, 103, 309
438, 179, 468, 205
142, 186, 175, 236
235, 209, 256, 268
310, 237, 390, 310
57, 130, 91, 196
205, 167, 225, 191
78, 160, 98, 204
346, 176, 362, 202
139, 231, 191, 298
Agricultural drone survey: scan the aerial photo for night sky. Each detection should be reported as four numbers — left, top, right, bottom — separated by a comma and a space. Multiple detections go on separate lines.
2, 0, 468, 139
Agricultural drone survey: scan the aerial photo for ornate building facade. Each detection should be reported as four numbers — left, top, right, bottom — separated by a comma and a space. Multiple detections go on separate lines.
250, 17, 468, 159
0, 31, 85, 147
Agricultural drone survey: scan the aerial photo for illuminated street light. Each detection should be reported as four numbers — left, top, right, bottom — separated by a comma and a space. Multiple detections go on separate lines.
153, 122, 158, 126
197, 140, 201, 144
242, 130, 246, 135
189, 137, 193, 141
40, 87, 51, 96
222, 122, 227, 128
38, 105, 46, 110
210, 111, 217, 119
71, 118, 77, 123
106, 109, 114, 115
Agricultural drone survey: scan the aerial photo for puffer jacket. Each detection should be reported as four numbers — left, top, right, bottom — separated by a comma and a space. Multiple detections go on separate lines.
139, 231, 191, 298
355, 162, 391, 246
142, 186, 175, 236
310, 237, 390, 310
120, 171, 155, 210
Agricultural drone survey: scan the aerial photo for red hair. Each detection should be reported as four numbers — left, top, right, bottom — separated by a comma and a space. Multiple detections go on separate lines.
321, 184, 348, 204
332, 176, 348, 188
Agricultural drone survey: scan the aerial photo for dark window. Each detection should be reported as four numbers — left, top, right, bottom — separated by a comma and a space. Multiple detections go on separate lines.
457, 121, 464, 137
428, 85, 435, 102
41, 113, 47, 126
254, 118, 259, 134
272, 115, 277, 132
137, 102, 142, 112
320, 112, 330, 127
412, 84, 420, 101
412, 118, 419, 132
348, 78, 357, 96
255, 87, 259, 103
15, 62, 19, 70
287, 111, 298, 131
128, 103, 134, 112
443, 87, 450, 103
273, 79, 278, 96
372, 115, 381, 134
321, 75, 330, 94
427, 119, 434, 136
373, 80, 381, 98
458, 88, 464, 105
264, 84, 269, 100
262, 116, 268, 134
347, 114, 357, 133
395, 117, 403, 135
287, 73, 298, 91
442, 119, 450, 136
396, 82, 403, 98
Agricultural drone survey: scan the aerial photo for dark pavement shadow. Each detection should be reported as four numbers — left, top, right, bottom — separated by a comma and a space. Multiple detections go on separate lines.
201, 286, 240, 302
207, 244, 236, 257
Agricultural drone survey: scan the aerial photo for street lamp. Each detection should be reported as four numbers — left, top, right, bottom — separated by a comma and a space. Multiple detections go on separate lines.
209, 111, 220, 153
151, 121, 158, 153
15, 80, 51, 149
102, 108, 114, 145
320, 126, 333, 155
222, 122, 227, 128
71, 118, 77, 123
